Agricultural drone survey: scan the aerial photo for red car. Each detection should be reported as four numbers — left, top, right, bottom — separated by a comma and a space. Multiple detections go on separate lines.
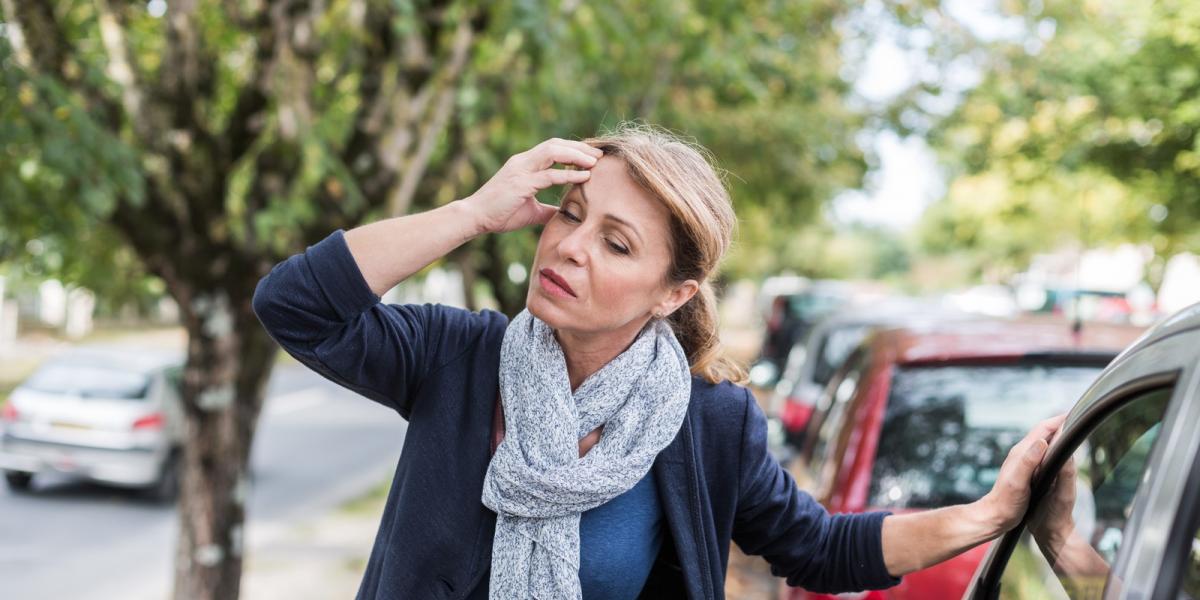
784, 318, 1145, 600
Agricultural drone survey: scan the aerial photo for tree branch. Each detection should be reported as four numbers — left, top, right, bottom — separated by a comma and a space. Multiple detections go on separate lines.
94, 0, 153, 142
386, 18, 475, 217
222, 4, 273, 164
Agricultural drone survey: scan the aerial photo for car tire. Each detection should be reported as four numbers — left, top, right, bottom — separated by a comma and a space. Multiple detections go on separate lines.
4, 471, 33, 491
143, 451, 181, 504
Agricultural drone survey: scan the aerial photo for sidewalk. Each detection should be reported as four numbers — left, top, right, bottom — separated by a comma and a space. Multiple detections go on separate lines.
241, 482, 388, 599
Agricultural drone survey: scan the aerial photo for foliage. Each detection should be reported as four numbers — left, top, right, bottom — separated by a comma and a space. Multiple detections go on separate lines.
913, 0, 1200, 278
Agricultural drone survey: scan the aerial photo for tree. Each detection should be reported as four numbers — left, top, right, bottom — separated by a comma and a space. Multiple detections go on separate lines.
907, 0, 1200, 281
2, 1, 483, 597
1, 1, 871, 597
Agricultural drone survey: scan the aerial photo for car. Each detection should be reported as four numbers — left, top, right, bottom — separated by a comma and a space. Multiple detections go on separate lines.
962, 302, 1200, 599
766, 301, 965, 451
752, 280, 861, 388
0, 347, 185, 502
785, 318, 1145, 600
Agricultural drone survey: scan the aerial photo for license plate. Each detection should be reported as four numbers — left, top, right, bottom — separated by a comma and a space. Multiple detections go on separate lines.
51, 421, 91, 431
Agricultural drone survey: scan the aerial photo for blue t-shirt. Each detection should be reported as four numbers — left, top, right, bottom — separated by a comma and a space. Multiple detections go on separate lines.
579, 469, 664, 599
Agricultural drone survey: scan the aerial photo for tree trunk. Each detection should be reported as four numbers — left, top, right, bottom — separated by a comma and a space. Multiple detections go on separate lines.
171, 289, 277, 600
480, 234, 526, 318
452, 246, 479, 312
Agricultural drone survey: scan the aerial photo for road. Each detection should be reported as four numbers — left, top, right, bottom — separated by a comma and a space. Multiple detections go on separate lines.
0, 364, 405, 600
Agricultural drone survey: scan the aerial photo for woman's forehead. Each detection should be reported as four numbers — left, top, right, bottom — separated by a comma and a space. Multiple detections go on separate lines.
570, 156, 670, 227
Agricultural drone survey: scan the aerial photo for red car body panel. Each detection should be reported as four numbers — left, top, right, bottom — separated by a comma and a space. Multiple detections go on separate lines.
783, 318, 1143, 600
781, 400, 815, 435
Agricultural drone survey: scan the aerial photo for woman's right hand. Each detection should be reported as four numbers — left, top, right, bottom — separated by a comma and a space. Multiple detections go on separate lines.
461, 138, 603, 235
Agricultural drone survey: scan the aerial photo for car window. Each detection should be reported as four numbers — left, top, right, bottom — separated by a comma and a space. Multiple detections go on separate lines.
164, 367, 184, 395
869, 364, 1103, 509
811, 325, 870, 387
787, 292, 844, 322
996, 386, 1172, 600
24, 363, 151, 400
1180, 516, 1200, 599
806, 350, 867, 483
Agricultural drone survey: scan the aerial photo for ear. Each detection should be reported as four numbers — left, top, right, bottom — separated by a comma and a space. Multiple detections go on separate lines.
656, 279, 700, 318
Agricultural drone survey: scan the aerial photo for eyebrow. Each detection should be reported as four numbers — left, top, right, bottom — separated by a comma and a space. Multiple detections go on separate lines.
574, 185, 643, 245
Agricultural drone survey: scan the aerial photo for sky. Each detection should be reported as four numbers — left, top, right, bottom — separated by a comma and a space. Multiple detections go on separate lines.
830, 0, 1028, 231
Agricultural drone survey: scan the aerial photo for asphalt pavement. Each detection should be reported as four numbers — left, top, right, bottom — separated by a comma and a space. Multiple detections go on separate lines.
0, 364, 405, 600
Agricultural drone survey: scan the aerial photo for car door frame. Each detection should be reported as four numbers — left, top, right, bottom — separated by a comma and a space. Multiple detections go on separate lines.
1150, 398, 1200, 600
963, 322, 1200, 600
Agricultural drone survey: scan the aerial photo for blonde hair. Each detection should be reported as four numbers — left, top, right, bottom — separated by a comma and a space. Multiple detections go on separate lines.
584, 123, 748, 386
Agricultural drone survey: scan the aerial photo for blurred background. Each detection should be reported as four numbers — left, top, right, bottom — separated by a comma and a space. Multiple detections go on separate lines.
1, 0, 1198, 599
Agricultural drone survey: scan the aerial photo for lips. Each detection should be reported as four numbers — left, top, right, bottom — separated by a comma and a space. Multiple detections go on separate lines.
539, 268, 576, 297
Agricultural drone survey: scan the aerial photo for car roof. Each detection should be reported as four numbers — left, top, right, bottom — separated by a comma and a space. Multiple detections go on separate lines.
37, 346, 185, 375
1110, 301, 1200, 362
869, 316, 1147, 366
811, 300, 970, 331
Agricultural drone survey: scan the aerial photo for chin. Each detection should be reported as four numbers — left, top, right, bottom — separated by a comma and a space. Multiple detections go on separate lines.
524, 294, 556, 324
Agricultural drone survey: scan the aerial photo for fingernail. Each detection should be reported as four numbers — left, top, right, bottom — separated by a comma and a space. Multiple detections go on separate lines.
1027, 440, 1047, 460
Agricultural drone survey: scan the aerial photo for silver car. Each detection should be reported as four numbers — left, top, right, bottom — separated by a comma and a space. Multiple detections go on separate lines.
0, 347, 185, 502
962, 302, 1200, 599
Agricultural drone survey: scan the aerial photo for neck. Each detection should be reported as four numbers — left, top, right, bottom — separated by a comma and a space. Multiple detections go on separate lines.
555, 318, 652, 392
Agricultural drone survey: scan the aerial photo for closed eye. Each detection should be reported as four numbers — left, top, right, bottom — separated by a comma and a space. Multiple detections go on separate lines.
606, 240, 630, 255
558, 208, 581, 223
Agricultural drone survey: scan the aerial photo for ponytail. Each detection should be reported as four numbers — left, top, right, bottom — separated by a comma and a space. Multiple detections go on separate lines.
666, 281, 748, 386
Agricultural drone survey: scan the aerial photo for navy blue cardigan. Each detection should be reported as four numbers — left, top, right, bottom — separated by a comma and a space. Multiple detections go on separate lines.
251, 230, 901, 599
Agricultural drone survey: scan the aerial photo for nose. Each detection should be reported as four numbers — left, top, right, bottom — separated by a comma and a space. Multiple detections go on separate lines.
556, 224, 590, 268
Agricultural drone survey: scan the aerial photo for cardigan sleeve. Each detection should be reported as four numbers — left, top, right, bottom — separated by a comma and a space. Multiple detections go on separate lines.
251, 228, 493, 419
731, 387, 902, 594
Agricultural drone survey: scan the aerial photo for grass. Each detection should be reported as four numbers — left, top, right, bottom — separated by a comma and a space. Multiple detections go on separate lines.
338, 478, 391, 517
0, 360, 39, 410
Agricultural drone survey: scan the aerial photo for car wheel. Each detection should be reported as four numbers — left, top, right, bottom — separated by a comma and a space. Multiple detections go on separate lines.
4, 471, 33, 491
143, 452, 180, 504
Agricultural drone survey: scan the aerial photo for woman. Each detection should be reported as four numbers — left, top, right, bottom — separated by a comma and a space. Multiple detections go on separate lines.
252, 124, 1059, 599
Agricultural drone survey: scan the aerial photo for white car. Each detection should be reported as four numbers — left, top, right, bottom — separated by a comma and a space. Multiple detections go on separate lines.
0, 347, 185, 502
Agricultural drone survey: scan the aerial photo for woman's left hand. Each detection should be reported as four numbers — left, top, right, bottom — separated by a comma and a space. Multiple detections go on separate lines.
977, 413, 1068, 534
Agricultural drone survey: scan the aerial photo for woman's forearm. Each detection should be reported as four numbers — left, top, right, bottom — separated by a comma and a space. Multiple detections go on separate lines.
345, 139, 598, 296
880, 500, 1004, 577
344, 200, 483, 297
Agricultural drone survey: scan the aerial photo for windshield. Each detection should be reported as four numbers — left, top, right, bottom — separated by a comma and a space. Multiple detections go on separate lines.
868, 363, 1104, 509
811, 325, 870, 386
24, 363, 151, 399
787, 292, 844, 322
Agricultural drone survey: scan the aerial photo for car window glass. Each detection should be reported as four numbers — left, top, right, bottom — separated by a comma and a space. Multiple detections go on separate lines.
869, 364, 1103, 509
165, 367, 184, 395
1181, 519, 1200, 599
807, 351, 866, 482
812, 325, 869, 386
996, 386, 1172, 600
787, 292, 844, 322
24, 364, 151, 400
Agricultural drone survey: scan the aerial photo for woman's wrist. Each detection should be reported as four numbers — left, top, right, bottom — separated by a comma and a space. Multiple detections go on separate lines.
973, 493, 1016, 541
448, 197, 490, 240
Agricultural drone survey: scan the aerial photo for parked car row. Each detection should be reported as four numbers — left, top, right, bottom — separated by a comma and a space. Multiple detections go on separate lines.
749, 293, 1200, 599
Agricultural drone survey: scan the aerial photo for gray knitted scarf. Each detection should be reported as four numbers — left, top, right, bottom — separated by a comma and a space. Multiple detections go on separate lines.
481, 308, 692, 599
